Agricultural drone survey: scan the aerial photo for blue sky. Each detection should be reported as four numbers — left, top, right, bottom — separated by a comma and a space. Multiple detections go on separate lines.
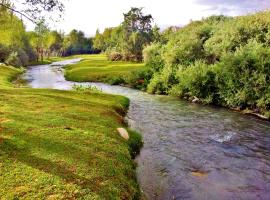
24, 0, 270, 36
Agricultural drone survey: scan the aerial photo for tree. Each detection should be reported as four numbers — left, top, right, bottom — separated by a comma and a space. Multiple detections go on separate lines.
30, 22, 49, 62
47, 31, 63, 56
121, 7, 153, 61
123, 7, 153, 33
0, 0, 64, 23
63, 29, 94, 56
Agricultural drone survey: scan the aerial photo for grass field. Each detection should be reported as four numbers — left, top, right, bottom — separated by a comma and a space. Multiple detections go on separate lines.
64, 55, 146, 85
0, 64, 142, 199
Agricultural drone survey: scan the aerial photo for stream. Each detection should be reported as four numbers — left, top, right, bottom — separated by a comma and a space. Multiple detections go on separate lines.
23, 59, 270, 200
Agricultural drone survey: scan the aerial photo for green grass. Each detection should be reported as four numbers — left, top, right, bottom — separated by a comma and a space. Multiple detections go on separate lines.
64, 55, 146, 84
0, 64, 142, 199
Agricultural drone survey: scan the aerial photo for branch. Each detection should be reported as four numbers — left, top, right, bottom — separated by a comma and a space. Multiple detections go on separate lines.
0, 3, 37, 24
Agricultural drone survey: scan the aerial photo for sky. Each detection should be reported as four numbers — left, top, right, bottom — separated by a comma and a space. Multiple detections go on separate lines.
24, 0, 270, 36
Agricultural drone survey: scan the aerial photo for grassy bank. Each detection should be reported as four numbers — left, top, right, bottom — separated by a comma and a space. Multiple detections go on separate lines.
64, 55, 147, 86
0, 64, 142, 199
28, 57, 66, 66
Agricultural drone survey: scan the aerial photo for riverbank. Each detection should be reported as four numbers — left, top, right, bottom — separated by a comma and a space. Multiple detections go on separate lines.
64, 54, 147, 87
62, 54, 270, 121
0, 64, 142, 199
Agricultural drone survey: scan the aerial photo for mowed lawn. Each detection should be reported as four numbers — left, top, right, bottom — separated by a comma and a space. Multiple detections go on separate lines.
64, 55, 146, 83
0, 65, 141, 199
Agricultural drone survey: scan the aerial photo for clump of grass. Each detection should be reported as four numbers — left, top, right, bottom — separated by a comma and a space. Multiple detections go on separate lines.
72, 84, 102, 93
127, 129, 143, 159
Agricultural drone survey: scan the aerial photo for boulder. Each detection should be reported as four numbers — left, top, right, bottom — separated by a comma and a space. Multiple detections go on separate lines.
192, 97, 200, 103
117, 128, 129, 140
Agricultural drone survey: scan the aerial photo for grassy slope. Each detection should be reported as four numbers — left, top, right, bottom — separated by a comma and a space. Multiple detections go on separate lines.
0, 65, 141, 199
64, 55, 145, 83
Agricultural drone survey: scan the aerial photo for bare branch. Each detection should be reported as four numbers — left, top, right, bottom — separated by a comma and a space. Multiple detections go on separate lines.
0, 3, 37, 24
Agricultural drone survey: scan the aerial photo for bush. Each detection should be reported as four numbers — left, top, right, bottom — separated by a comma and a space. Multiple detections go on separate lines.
106, 76, 125, 85
17, 49, 29, 67
72, 84, 102, 93
170, 61, 218, 104
216, 39, 270, 112
147, 65, 177, 94
107, 50, 123, 61
0, 44, 10, 62
143, 43, 165, 72
5, 52, 20, 67
123, 69, 153, 90
127, 129, 143, 159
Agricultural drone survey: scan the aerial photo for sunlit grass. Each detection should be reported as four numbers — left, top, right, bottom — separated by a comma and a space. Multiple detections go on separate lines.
64, 54, 146, 83
0, 64, 141, 199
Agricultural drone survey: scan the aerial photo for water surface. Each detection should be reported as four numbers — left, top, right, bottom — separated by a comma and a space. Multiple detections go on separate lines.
24, 59, 270, 200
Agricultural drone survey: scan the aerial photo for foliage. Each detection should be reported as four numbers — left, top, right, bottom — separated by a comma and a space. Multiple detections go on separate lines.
216, 40, 270, 112
127, 129, 143, 159
170, 61, 218, 104
93, 7, 154, 62
0, 0, 64, 23
143, 43, 164, 72
72, 84, 102, 93
63, 29, 96, 56
144, 11, 270, 117
0, 7, 36, 66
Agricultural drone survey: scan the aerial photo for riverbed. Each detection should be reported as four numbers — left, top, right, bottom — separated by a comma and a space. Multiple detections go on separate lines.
23, 59, 270, 200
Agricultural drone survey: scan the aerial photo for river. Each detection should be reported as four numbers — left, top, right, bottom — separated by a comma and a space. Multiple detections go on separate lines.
23, 59, 270, 200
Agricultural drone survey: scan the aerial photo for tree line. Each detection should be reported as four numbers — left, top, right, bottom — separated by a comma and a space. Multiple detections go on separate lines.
0, 6, 97, 66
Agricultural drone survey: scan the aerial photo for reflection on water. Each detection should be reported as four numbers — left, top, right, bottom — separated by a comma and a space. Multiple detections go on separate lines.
24, 59, 270, 200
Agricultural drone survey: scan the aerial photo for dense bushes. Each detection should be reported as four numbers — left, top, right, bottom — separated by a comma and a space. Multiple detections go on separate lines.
216, 40, 270, 113
170, 61, 218, 104
144, 11, 270, 117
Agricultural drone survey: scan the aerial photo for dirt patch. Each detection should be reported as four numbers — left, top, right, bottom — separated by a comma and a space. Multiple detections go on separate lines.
191, 171, 208, 178
0, 137, 4, 144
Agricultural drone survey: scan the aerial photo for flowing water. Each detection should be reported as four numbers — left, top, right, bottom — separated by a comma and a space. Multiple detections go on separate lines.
23, 59, 270, 200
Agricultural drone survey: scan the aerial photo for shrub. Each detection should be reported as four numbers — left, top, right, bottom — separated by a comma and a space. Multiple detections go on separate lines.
106, 76, 125, 85
5, 52, 20, 67
216, 39, 270, 112
123, 68, 153, 90
0, 44, 10, 62
17, 49, 29, 67
72, 84, 102, 93
170, 61, 218, 104
107, 50, 123, 61
147, 65, 177, 94
127, 129, 143, 159
143, 43, 165, 72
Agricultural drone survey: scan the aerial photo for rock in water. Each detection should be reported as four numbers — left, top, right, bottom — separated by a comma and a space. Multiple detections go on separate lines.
192, 96, 200, 103
117, 128, 129, 140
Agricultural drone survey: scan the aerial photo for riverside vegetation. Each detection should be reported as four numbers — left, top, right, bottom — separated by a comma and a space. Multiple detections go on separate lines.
91, 10, 270, 119
1, 1, 270, 199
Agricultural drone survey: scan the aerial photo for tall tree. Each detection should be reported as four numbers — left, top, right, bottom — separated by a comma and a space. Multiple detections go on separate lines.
122, 7, 153, 61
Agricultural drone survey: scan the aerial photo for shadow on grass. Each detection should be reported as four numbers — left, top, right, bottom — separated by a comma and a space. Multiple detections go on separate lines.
0, 138, 106, 195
